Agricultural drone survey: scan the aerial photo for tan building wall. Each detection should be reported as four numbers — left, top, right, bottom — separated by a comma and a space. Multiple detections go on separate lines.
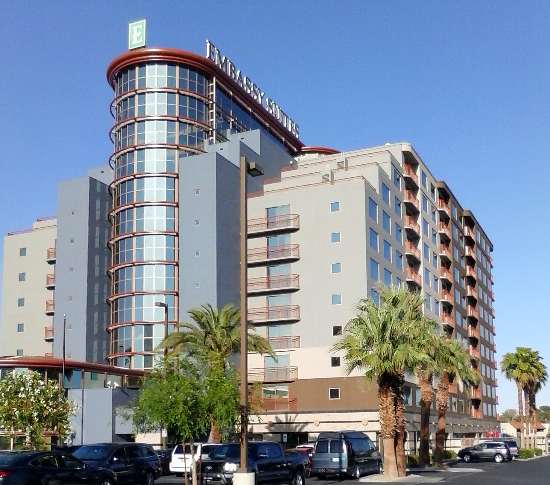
0, 218, 57, 357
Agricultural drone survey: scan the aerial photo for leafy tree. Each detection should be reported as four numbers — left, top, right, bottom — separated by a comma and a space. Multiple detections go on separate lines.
433, 339, 478, 464
500, 408, 518, 422
161, 304, 272, 442
332, 286, 430, 479
537, 405, 550, 423
0, 371, 73, 450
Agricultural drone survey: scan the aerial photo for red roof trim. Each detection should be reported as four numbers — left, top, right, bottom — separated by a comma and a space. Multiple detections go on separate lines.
299, 146, 340, 155
106, 47, 304, 154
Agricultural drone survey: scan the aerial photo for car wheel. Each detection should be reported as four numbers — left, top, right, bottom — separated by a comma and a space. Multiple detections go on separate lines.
143, 471, 154, 485
463, 454, 471, 463
100, 480, 113, 485
493, 453, 504, 464
353, 464, 361, 480
292, 470, 305, 485
376, 460, 382, 474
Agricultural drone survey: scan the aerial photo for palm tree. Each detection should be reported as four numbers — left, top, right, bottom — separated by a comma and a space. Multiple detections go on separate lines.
433, 339, 478, 464
332, 286, 430, 479
161, 303, 272, 441
501, 348, 547, 448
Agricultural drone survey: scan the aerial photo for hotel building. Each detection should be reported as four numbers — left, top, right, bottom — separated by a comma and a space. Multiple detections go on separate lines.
0, 39, 497, 447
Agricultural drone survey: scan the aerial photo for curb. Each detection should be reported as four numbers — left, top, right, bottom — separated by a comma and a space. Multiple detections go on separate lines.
515, 454, 548, 461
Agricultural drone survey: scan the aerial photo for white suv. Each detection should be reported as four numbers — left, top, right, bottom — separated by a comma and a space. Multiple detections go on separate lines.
170, 443, 201, 475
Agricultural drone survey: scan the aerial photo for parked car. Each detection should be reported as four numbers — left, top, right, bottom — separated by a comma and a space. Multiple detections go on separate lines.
170, 443, 201, 476
502, 439, 519, 459
286, 448, 312, 477
294, 443, 316, 459
201, 441, 307, 485
73, 442, 161, 484
0, 450, 115, 484
312, 431, 381, 479
457, 441, 512, 463
155, 448, 173, 475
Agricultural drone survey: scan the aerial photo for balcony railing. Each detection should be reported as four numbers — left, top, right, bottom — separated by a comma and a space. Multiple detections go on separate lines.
464, 246, 476, 259
441, 313, 455, 328
467, 306, 479, 321
248, 305, 301, 324
439, 290, 454, 305
260, 397, 298, 412
468, 326, 479, 340
437, 200, 450, 213
45, 300, 55, 315
437, 223, 451, 238
46, 248, 56, 263
44, 326, 54, 341
466, 286, 478, 299
404, 241, 421, 261
247, 214, 300, 236
404, 216, 420, 235
439, 244, 451, 260
248, 366, 298, 383
247, 275, 300, 294
464, 226, 475, 240
470, 386, 482, 400
404, 190, 418, 206
466, 266, 477, 280
268, 336, 301, 351
405, 268, 421, 287
439, 267, 452, 281
46, 274, 55, 288
403, 166, 419, 187
247, 244, 300, 265
470, 346, 481, 361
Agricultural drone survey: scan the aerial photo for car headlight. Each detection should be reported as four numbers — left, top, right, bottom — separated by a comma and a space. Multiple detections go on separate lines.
224, 462, 238, 472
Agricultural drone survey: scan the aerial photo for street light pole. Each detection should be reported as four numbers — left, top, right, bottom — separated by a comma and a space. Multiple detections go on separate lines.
155, 301, 169, 360
62, 313, 67, 388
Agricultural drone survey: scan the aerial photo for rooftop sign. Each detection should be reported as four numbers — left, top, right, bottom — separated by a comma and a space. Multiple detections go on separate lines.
128, 19, 147, 50
206, 40, 300, 139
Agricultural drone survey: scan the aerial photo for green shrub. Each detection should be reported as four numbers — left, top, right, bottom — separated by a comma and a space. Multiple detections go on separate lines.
407, 454, 419, 467
534, 448, 543, 456
518, 448, 535, 459
442, 450, 457, 460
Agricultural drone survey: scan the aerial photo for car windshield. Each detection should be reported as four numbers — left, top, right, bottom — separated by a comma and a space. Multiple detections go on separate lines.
73, 446, 111, 461
208, 444, 256, 460
174, 444, 198, 455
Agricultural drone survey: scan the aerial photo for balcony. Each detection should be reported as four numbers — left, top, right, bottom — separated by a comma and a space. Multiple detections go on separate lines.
468, 325, 479, 342
404, 241, 421, 263
268, 336, 301, 351
467, 306, 479, 322
470, 386, 482, 401
464, 226, 475, 243
403, 165, 419, 188
439, 244, 451, 262
248, 305, 301, 324
466, 286, 478, 301
44, 325, 54, 341
248, 214, 300, 237
437, 222, 451, 241
248, 244, 300, 266
405, 268, 422, 288
46, 274, 55, 289
248, 366, 298, 383
46, 248, 56, 264
466, 266, 477, 281
247, 274, 300, 295
404, 216, 420, 236
437, 199, 450, 217
439, 267, 452, 282
441, 313, 455, 330
260, 397, 298, 412
470, 346, 481, 362
404, 190, 419, 212
439, 290, 454, 306
464, 246, 476, 260
45, 300, 55, 315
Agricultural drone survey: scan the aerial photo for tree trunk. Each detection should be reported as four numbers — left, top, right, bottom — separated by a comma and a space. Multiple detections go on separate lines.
517, 383, 525, 448
393, 375, 406, 477
434, 373, 449, 465
378, 377, 398, 479
524, 389, 531, 449
9, 429, 14, 451
183, 444, 189, 485
418, 371, 433, 467
208, 418, 221, 443
528, 390, 537, 450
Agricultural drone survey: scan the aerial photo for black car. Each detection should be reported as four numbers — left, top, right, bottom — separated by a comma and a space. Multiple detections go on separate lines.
457, 441, 512, 463
155, 448, 173, 476
73, 443, 161, 484
0, 450, 115, 484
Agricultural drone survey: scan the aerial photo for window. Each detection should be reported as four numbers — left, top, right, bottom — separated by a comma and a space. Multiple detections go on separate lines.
331, 294, 342, 305
382, 183, 390, 203
384, 269, 392, 286
17, 298, 24, 307
423, 243, 429, 261
369, 259, 379, 281
421, 170, 427, 188
392, 166, 401, 188
329, 388, 341, 400
424, 268, 430, 286
370, 288, 380, 305
331, 357, 341, 367
331, 262, 342, 273
332, 325, 342, 336
422, 218, 429, 236
394, 223, 402, 244
394, 196, 402, 216
432, 253, 438, 268
432, 230, 437, 245
18, 272, 26, 282
422, 194, 429, 212
395, 251, 403, 271
369, 229, 379, 251
30, 455, 58, 468
403, 386, 412, 405
331, 232, 341, 243
368, 198, 378, 221
16, 349, 23, 356
382, 211, 391, 232
19, 248, 26, 257
16, 323, 24, 333
383, 240, 392, 262
330, 201, 340, 212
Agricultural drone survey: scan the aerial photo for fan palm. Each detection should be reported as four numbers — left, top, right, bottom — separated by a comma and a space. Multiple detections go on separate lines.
332, 286, 430, 479
160, 303, 273, 441
433, 338, 478, 464
501, 347, 547, 448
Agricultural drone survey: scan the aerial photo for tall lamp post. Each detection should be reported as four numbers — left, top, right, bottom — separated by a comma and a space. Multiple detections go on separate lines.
155, 301, 169, 360
62, 314, 68, 388
236, 156, 263, 485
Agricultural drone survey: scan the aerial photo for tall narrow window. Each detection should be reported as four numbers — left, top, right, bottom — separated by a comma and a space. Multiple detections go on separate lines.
330, 201, 340, 212
331, 294, 342, 305
18, 273, 26, 282
331, 232, 341, 243
331, 263, 342, 273
369, 229, 379, 251
368, 198, 378, 221
369, 259, 379, 281
382, 183, 390, 203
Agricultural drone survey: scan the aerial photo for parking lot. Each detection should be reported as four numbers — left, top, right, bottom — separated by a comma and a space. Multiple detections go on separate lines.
156, 456, 550, 484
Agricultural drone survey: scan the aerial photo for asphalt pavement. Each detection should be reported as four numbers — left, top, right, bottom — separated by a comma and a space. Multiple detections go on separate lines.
156, 456, 550, 485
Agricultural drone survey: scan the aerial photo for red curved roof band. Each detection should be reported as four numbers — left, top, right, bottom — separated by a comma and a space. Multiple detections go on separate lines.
107, 47, 304, 154
299, 146, 340, 155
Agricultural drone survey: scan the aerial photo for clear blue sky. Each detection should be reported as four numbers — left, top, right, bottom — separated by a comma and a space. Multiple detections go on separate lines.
1, 1, 549, 411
